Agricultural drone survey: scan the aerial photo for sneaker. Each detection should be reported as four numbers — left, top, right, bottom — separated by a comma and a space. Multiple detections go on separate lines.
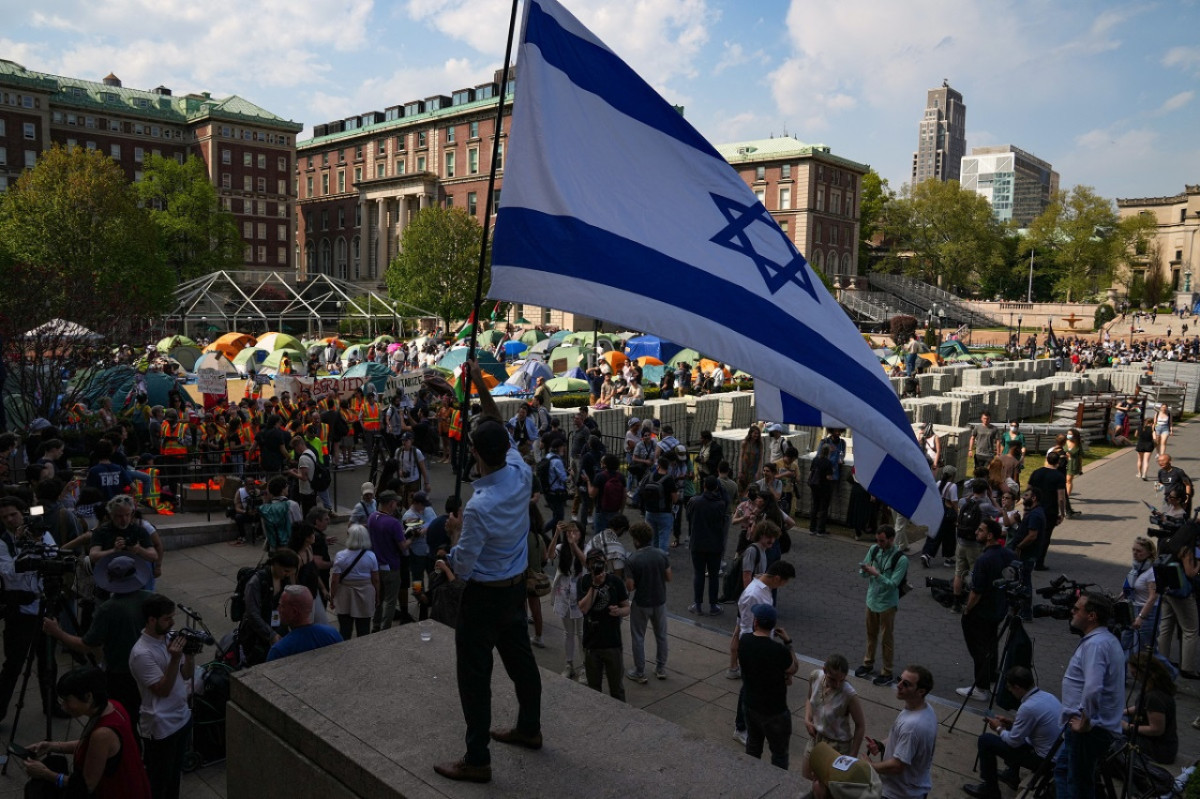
872, 674, 895, 687
955, 686, 991, 701
854, 665, 874, 678
920, 554, 931, 568
943, 558, 955, 568
655, 668, 667, 680
709, 605, 723, 616
531, 636, 546, 649
725, 667, 741, 680
561, 665, 577, 680
626, 669, 648, 685
732, 728, 748, 746
688, 603, 702, 614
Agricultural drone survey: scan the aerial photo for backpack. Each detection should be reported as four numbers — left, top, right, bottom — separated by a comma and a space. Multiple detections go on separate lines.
597, 470, 626, 512
305, 448, 331, 492
634, 471, 667, 513
538, 454, 565, 495
229, 563, 266, 622
956, 498, 983, 540
885, 548, 913, 598
719, 547, 764, 604
258, 499, 293, 551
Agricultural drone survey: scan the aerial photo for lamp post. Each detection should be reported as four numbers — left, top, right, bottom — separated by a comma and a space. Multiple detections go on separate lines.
337, 301, 344, 338
937, 307, 945, 344
1017, 314, 1023, 353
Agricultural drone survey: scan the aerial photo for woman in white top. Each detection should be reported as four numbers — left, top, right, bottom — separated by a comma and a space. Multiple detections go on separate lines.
547, 522, 587, 681
1123, 537, 1158, 656
803, 653, 866, 796
329, 523, 379, 640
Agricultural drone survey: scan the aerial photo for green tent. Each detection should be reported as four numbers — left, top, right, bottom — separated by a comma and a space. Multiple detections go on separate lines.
435, 348, 508, 381
546, 345, 588, 372
341, 361, 392, 394
668, 348, 703, 368
563, 331, 613, 347
261, 348, 306, 372
256, 332, 304, 353
156, 335, 195, 351
233, 346, 271, 372
545, 376, 589, 393
519, 329, 548, 346
475, 329, 508, 348
370, 335, 396, 346
168, 345, 203, 372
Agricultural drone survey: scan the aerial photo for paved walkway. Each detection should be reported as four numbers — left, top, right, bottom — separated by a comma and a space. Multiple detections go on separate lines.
2, 416, 1196, 798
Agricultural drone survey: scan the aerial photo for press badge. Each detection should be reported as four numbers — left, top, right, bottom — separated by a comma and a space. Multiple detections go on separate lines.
271, 610, 281, 627
832, 755, 857, 771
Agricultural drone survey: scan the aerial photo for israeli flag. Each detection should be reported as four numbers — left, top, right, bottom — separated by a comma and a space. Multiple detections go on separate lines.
491, 0, 941, 529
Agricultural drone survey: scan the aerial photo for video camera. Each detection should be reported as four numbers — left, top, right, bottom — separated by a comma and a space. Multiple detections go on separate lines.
166, 628, 216, 656
14, 542, 78, 579
925, 576, 956, 608
1031, 575, 1092, 620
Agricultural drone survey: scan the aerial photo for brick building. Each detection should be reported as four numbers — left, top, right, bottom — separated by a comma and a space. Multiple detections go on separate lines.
0, 59, 302, 273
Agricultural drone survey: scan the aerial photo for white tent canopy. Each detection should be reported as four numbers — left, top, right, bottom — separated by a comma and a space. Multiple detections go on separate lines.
23, 319, 103, 340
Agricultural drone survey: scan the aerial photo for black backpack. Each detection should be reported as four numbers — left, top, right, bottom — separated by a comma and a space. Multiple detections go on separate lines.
228, 564, 266, 622
634, 471, 667, 513
956, 498, 982, 540
306, 448, 331, 492
537, 454, 565, 495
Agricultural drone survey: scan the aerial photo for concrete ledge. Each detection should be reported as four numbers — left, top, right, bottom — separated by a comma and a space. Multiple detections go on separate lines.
228, 624, 805, 799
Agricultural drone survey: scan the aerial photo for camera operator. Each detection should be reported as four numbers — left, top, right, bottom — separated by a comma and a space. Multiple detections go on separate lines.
577, 548, 631, 701
956, 519, 1017, 703
0, 496, 66, 723
1151, 487, 1188, 542
1156, 536, 1199, 678
1007, 489, 1045, 620
1056, 592, 1125, 799
129, 593, 194, 799
89, 495, 159, 570
952, 480, 999, 614
963, 666, 1062, 799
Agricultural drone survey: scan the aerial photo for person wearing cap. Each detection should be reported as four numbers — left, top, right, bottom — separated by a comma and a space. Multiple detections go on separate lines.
368, 490, 412, 631
129, 593, 196, 799
435, 361, 541, 785
731, 560, 797, 743
42, 554, 154, 732
764, 424, 787, 464
402, 491, 437, 622
737, 602, 799, 768
577, 547, 631, 701
350, 483, 377, 526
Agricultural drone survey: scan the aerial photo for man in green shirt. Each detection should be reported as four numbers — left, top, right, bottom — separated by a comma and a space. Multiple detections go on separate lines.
855, 526, 908, 687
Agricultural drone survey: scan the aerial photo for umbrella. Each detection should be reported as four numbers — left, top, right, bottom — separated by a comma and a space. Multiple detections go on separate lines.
387, 342, 403, 353
261, 348, 305, 373
636, 356, 664, 366
232, 347, 271, 373
545, 377, 589, 393
256, 332, 304, 353
600, 351, 627, 370
194, 351, 237, 375
519, 329, 548, 346
156, 335, 195, 351
476, 329, 508, 348
169, 345, 203, 372
435, 348, 508, 381
503, 340, 529, 357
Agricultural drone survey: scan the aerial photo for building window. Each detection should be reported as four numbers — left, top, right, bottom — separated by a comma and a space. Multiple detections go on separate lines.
468, 148, 479, 175
278, 224, 287, 241
257, 177, 266, 192
110, 144, 121, 159
0, 147, 5, 166
278, 246, 287, 265
778, 220, 789, 235
781, 164, 791, 179
811, 251, 822, 272
816, 190, 824, 212
378, 140, 386, 155
244, 245, 253, 262
337, 208, 345, 228
446, 126, 456, 143
467, 191, 477, 216
754, 189, 765, 204
445, 151, 455, 178
0, 120, 4, 135
243, 222, 253, 238
242, 152, 251, 167
244, 176, 252, 191
277, 179, 286, 195
278, 156, 287, 171
306, 177, 313, 197
133, 170, 142, 182
396, 159, 405, 175
134, 147, 144, 163
376, 163, 386, 178
323, 153, 329, 165
417, 131, 427, 147
222, 173, 231, 189
445, 195, 454, 208
257, 154, 266, 169
416, 155, 426, 172
321, 174, 329, 195
755, 166, 765, 181
496, 141, 504, 169
830, 226, 838, 245
355, 205, 361, 227
23, 122, 35, 140
469, 121, 479, 139
815, 221, 822, 243
257, 245, 267, 263
353, 236, 361, 278
221, 149, 231, 165
321, 210, 329, 230
337, 171, 345, 193
779, 187, 791, 210
354, 166, 362, 183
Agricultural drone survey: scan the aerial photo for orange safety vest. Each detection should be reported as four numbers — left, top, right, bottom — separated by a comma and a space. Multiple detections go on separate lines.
448, 409, 463, 441
160, 422, 187, 456
362, 401, 381, 431
132, 467, 173, 513
318, 422, 330, 456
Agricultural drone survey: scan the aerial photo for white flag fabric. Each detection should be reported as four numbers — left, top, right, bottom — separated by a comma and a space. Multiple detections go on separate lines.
491, 0, 941, 529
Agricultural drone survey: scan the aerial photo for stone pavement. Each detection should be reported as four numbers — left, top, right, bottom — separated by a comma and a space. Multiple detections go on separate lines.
2, 417, 1196, 798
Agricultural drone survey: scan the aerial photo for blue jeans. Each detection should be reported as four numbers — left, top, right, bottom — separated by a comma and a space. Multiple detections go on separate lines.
1055, 727, 1113, 799
645, 511, 674, 552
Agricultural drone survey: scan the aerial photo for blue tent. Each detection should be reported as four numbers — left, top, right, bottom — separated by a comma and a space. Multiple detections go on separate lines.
506, 359, 554, 390
502, 340, 529, 357
641, 364, 666, 386
624, 335, 683, 364
76, 366, 179, 410
341, 361, 391, 394
490, 383, 526, 397
562, 366, 587, 380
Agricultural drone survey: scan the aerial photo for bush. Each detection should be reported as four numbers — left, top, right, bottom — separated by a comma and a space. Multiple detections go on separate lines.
1094, 304, 1116, 329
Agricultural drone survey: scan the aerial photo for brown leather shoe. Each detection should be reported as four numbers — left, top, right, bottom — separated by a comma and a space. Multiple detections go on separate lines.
490, 727, 543, 750
433, 760, 492, 783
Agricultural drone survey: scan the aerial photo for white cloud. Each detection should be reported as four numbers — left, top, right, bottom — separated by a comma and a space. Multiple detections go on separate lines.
1158, 90, 1195, 114
714, 42, 748, 75
1074, 126, 1159, 151
1162, 45, 1200, 75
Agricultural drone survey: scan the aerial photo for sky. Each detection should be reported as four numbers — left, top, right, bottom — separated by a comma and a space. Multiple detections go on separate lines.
2, 0, 1198, 201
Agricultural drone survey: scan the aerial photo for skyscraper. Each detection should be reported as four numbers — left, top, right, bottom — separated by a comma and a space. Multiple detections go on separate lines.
961, 145, 1059, 226
911, 80, 966, 186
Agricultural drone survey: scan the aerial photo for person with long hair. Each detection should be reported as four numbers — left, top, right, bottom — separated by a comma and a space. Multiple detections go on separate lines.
288, 524, 331, 625
1122, 538, 1158, 657
18, 666, 151, 798
547, 521, 587, 681
1064, 428, 1083, 516
1123, 652, 1177, 765
803, 653, 866, 796
240, 548, 300, 666
1153, 403, 1172, 457
737, 427, 763, 495
1136, 418, 1157, 480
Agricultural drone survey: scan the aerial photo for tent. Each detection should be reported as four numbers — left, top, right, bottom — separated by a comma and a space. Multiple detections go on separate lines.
370, 335, 396, 347
527, 338, 554, 356
341, 344, 368, 364
519, 329, 548, 346
156, 335, 195, 351
194, 351, 238, 375
641, 364, 666, 385
261, 349, 306, 374
205, 332, 255, 355
635, 356, 664, 366
75, 366, 177, 410
600, 351, 627, 371
545, 376, 588, 393
562, 366, 587, 380
169, 345, 203, 372
668, 348, 702, 368
490, 383, 526, 397
341, 361, 392, 394
451, 371, 500, 395
436, 348, 508, 381
502, 340, 529, 358
548, 330, 572, 343
563, 331, 614, 349
24, 319, 102, 340
624, 335, 682, 364
546, 345, 587, 372
318, 337, 348, 350
476, 329, 508, 348
256, 332, 303, 353
506, 359, 554, 390
233, 346, 271, 373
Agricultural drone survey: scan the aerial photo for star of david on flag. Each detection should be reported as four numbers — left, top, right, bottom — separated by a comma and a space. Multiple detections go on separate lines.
490, 0, 941, 529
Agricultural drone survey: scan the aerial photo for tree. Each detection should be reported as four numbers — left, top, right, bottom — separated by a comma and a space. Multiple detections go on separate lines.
890, 314, 918, 345
1025, 186, 1135, 302
881, 179, 1004, 292
136, 153, 243, 282
857, 169, 892, 273
385, 206, 487, 331
1142, 241, 1167, 307
0, 145, 173, 424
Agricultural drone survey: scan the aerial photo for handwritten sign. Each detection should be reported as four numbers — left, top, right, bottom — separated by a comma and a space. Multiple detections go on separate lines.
275, 375, 367, 399
384, 370, 427, 400
197, 369, 227, 396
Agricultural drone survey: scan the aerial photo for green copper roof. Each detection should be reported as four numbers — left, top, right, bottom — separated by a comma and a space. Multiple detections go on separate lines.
299, 94, 513, 149
0, 60, 301, 132
715, 136, 869, 171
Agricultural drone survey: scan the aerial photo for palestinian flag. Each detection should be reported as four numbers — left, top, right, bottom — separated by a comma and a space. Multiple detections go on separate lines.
455, 310, 477, 341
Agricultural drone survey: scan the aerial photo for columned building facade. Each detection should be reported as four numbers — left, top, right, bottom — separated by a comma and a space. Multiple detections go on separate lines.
1117, 185, 1200, 302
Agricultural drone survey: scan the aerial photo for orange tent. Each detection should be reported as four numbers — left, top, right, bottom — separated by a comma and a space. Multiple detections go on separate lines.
319, 337, 348, 349
451, 372, 500, 396
699, 358, 729, 377
600, 351, 627, 370
636, 356, 664, 366
204, 332, 255, 359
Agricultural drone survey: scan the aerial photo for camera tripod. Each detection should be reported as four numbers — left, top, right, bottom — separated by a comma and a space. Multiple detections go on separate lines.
945, 604, 1033, 735
1, 583, 69, 777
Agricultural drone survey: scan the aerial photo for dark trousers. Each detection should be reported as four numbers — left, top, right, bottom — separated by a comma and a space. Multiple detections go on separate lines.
409, 555, 431, 621
107, 672, 142, 734
1037, 519, 1058, 569
583, 646, 625, 701
143, 720, 190, 799
337, 614, 370, 639
691, 551, 722, 607
298, 491, 317, 518
745, 706, 792, 769
0, 612, 54, 719
455, 581, 541, 766
978, 733, 1041, 786
962, 612, 1000, 690
921, 511, 957, 558
810, 486, 832, 532
1055, 727, 1113, 799
545, 492, 567, 527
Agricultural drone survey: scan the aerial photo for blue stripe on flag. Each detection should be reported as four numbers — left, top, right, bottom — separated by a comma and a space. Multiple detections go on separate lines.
525, 0, 720, 160
868, 454, 929, 517
779, 391, 828, 427
493, 206, 912, 442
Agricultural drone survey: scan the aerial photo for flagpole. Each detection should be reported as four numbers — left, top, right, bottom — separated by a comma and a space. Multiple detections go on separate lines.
455, 0, 521, 500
